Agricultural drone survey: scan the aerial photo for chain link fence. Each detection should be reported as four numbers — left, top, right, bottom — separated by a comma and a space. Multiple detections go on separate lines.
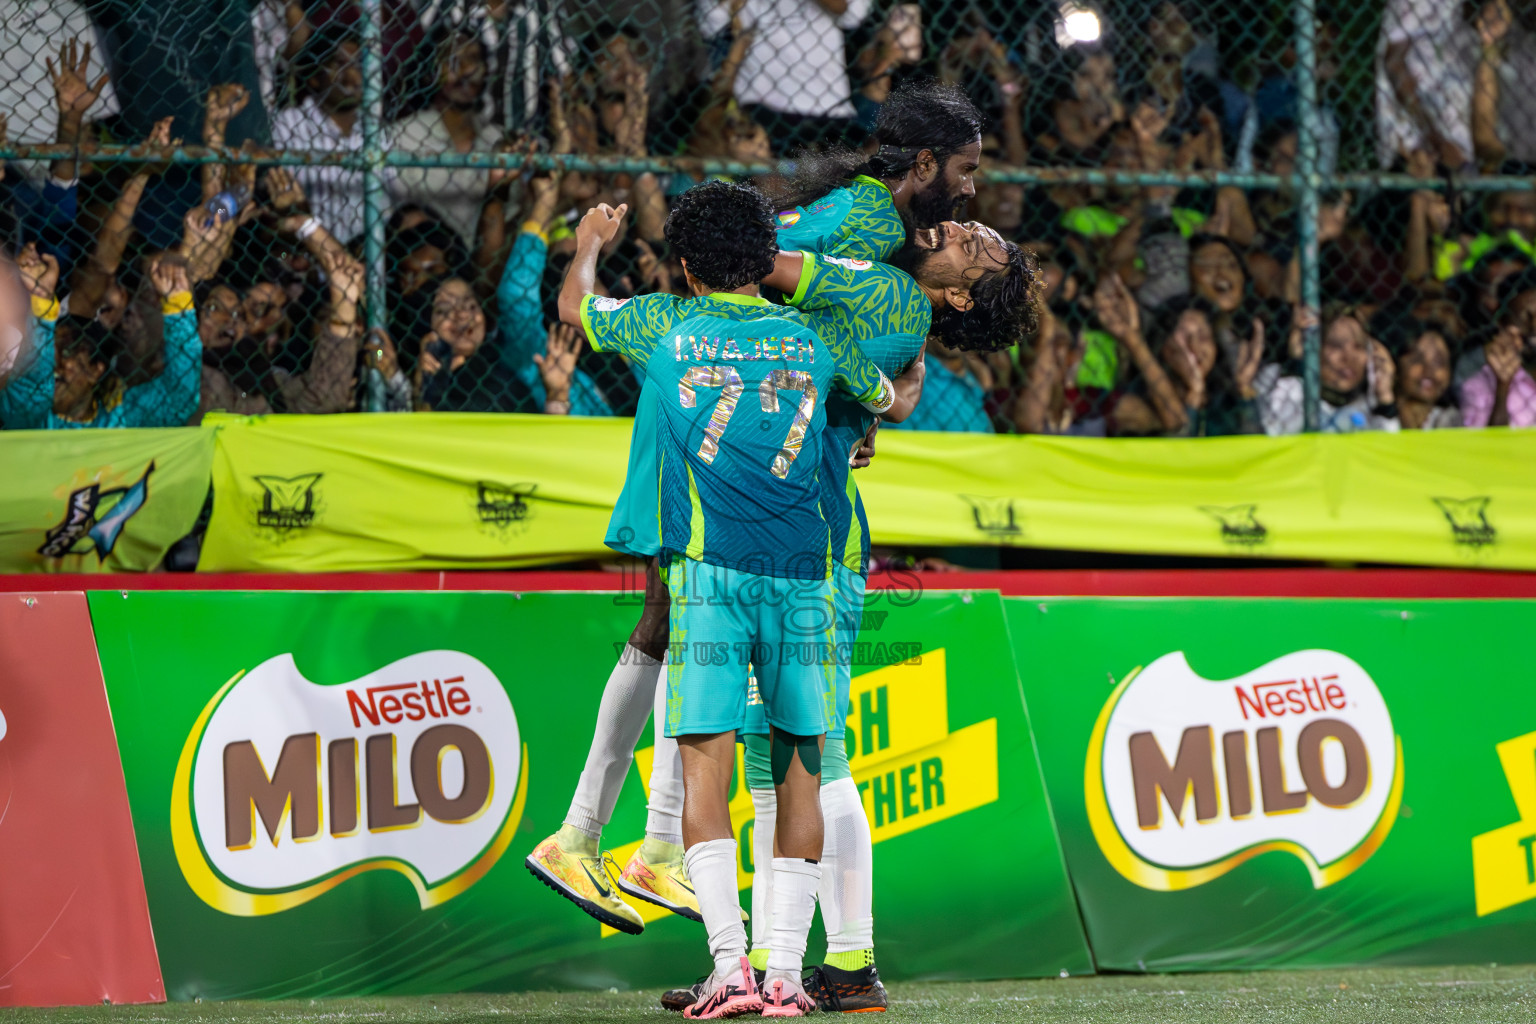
0, 0, 1532, 435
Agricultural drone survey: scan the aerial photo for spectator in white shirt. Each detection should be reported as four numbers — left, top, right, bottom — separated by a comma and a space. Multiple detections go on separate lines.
698, 0, 871, 154
1376, 0, 1476, 169
1472, 0, 1536, 168
0, 1, 119, 189
415, 0, 575, 135
387, 26, 504, 247
269, 24, 366, 244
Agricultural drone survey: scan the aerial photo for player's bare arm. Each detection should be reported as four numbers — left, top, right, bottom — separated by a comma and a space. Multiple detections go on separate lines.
556, 202, 629, 333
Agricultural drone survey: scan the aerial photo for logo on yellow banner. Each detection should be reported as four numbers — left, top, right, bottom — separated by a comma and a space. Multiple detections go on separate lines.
602, 648, 999, 935
1086, 650, 1403, 891
1472, 730, 1536, 916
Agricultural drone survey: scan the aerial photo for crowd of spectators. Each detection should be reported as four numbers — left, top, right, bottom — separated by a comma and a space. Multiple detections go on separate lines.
3, 0, 1536, 436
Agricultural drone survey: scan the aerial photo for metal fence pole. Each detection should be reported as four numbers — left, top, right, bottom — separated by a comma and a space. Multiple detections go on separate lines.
1295, 0, 1322, 431
360, 0, 387, 413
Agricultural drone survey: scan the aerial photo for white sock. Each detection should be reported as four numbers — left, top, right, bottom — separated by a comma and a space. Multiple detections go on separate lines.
749, 788, 778, 952
766, 858, 821, 975
685, 839, 749, 980
565, 645, 662, 838
820, 777, 874, 954
645, 673, 684, 846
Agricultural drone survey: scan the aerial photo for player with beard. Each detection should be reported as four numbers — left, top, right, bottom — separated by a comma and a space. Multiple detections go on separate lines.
525, 80, 994, 948
767, 80, 984, 262
537, 207, 1036, 1012
658, 221, 1039, 1014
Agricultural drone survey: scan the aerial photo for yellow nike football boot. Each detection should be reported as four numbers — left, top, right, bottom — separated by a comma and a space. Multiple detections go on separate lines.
526, 825, 645, 934
618, 837, 705, 921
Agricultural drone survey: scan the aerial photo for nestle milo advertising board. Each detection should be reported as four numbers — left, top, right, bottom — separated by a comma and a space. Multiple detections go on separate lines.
88, 589, 1089, 999
1007, 597, 1536, 971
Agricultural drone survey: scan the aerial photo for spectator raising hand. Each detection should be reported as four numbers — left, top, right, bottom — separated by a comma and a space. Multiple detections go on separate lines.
48, 37, 111, 184
1235, 319, 1266, 401
17, 243, 60, 302
149, 254, 192, 303
202, 83, 251, 200
47, 38, 109, 123
534, 322, 583, 414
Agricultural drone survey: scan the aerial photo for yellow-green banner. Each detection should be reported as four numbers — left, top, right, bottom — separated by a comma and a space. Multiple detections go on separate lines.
200, 412, 626, 571
0, 427, 213, 572
200, 413, 1536, 572
854, 429, 1536, 568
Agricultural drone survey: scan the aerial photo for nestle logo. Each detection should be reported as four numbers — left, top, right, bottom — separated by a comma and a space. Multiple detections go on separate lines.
346, 678, 473, 728
1235, 676, 1346, 720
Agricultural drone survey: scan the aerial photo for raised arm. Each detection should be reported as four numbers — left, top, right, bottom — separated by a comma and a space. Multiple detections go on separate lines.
122, 257, 200, 426
202, 84, 250, 201
1093, 271, 1187, 433
1473, 1, 1511, 170
558, 202, 629, 332
71, 116, 175, 316
496, 170, 563, 370
282, 249, 363, 413
46, 38, 109, 185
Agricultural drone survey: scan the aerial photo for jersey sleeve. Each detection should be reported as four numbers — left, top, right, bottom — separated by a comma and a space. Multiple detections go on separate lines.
785, 251, 878, 313
579, 292, 681, 369
817, 315, 894, 414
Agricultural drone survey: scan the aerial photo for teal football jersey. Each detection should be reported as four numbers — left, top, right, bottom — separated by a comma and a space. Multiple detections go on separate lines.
647, 293, 894, 581
785, 252, 931, 575
580, 292, 689, 557
775, 176, 907, 264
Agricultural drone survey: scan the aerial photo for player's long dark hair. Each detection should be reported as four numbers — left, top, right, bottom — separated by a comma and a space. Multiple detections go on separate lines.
665, 180, 777, 290
765, 81, 984, 210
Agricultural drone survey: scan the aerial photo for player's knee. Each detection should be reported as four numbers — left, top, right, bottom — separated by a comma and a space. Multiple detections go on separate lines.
770, 729, 823, 784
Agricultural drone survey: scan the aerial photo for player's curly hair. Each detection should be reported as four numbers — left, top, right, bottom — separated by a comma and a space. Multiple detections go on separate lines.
664, 180, 777, 291
929, 241, 1044, 353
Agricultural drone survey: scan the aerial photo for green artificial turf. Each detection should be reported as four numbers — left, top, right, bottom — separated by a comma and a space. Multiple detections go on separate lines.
6, 966, 1536, 1024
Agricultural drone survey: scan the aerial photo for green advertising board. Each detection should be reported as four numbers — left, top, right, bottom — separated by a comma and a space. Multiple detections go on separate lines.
1006, 597, 1536, 971
88, 589, 1090, 999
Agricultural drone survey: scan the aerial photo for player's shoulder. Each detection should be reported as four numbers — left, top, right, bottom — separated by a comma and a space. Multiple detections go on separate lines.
588, 291, 682, 316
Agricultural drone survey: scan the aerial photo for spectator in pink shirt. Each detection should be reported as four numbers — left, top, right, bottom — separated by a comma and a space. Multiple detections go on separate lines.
1461, 268, 1536, 426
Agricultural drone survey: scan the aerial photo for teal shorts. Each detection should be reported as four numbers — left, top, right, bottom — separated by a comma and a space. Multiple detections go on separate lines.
662, 556, 835, 738
742, 562, 865, 741
743, 732, 851, 790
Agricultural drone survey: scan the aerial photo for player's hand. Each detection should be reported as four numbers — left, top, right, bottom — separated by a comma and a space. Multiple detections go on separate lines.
575, 202, 629, 251
850, 417, 880, 468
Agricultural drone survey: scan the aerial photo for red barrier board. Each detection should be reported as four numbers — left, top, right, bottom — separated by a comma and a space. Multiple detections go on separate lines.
0, 592, 164, 1007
